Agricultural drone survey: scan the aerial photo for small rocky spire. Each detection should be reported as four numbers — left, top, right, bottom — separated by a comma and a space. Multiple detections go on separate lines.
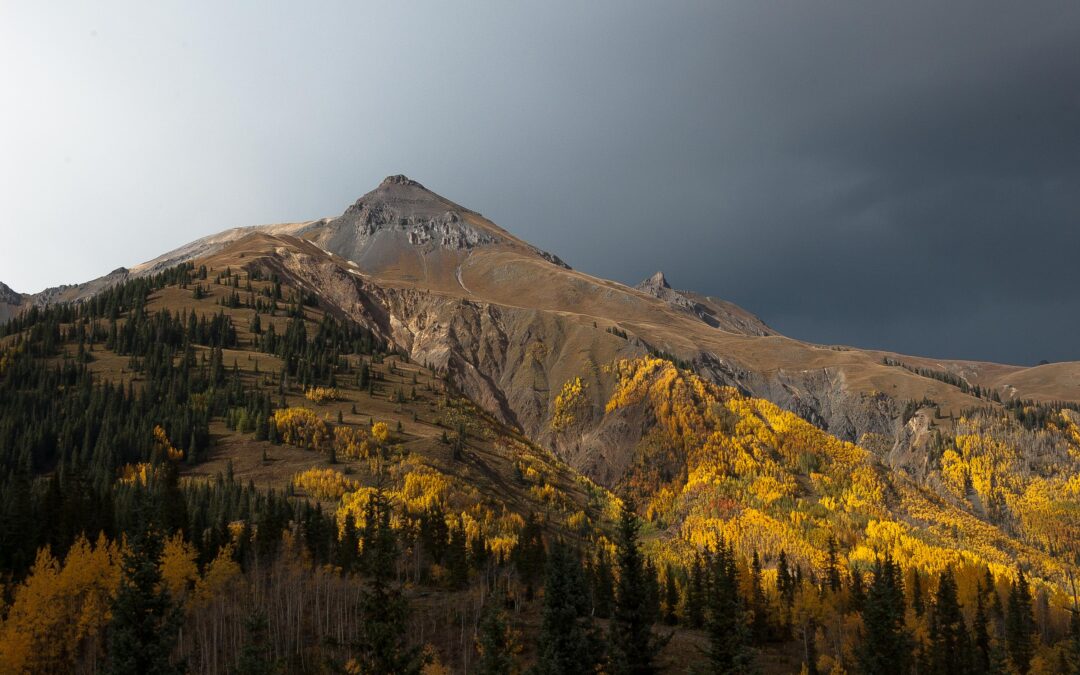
638, 270, 671, 291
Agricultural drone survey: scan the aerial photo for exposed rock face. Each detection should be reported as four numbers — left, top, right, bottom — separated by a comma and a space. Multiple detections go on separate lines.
0, 281, 21, 306
635, 271, 775, 337
303, 175, 569, 269
0, 281, 24, 324
31, 267, 132, 307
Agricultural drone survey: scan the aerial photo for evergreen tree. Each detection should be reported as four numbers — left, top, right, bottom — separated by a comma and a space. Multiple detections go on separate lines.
707, 539, 756, 674
609, 500, 664, 675
972, 578, 992, 673
592, 551, 615, 619
858, 554, 910, 675
686, 553, 706, 629
824, 536, 842, 594
512, 513, 546, 601
1006, 568, 1035, 675
1066, 605, 1080, 675
476, 601, 515, 675
911, 570, 925, 618
929, 568, 971, 675
533, 541, 603, 675
352, 487, 424, 674
236, 610, 277, 675
849, 567, 866, 613
749, 550, 769, 643
662, 566, 679, 626
105, 504, 183, 675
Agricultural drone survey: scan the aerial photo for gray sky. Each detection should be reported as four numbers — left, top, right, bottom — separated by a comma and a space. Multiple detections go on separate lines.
2, 1, 1078, 365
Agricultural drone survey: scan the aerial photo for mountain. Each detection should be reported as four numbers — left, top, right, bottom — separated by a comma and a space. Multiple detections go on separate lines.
0, 281, 23, 324
99, 176, 1079, 466
10, 174, 1080, 488
3, 175, 1080, 673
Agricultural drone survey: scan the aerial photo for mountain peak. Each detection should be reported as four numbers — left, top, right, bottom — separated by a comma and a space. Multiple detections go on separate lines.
637, 270, 671, 292
0, 280, 22, 303
379, 174, 426, 190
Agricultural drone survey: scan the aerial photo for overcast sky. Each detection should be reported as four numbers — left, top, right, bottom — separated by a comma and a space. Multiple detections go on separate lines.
2, 2, 1078, 365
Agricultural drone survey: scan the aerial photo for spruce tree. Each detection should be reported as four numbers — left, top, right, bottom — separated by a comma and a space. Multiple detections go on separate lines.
858, 554, 910, 675
1066, 605, 1080, 675
236, 610, 277, 675
973, 578, 993, 674
533, 541, 603, 675
592, 551, 615, 619
476, 602, 515, 675
106, 504, 183, 675
1006, 568, 1035, 675
824, 536, 842, 594
929, 568, 970, 675
609, 500, 663, 675
707, 539, 756, 674
352, 486, 424, 674
686, 553, 706, 629
749, 550, 769, 642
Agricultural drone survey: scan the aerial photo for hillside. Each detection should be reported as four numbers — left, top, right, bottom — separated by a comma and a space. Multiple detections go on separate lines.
3, 176, 1080, 673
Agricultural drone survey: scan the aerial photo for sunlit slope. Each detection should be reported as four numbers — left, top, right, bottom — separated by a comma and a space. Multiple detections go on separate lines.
567, 357, 1078, 593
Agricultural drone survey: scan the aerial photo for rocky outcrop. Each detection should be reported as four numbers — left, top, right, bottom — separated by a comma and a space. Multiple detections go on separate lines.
0, 281, 21, 306
306, 175, 569, 269
636, 271, 775, 336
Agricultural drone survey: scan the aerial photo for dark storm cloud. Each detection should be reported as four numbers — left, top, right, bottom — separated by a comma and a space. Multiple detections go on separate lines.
2, 1, 1078, 364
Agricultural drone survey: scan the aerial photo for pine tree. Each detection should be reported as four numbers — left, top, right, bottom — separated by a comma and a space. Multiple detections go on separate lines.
476, 602, 515, 675
858, 554, 910, 675
929, 568, 970, 675
663, 566, 679, 626
911, 570, 925, 618
105, 504, 183, 675
686, 553, 706, 629
236, 609, 277, 674
352, 486, 424, 674
533, 541, 603, 675
592, 551, 615, 619
1066, 604, 1080, 675
849, 567, 866, 613
707, 539, 756, 674
1006, 568, 1035, 675
824, 536, 842, 594
973, 578, 993, 674
609, 500, 664, 675
749, 550, 769, 643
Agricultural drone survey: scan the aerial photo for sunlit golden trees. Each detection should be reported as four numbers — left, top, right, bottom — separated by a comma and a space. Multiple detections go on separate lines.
0, 534, 120, 674
293, 468, 359, 500
272, 407, 330, 450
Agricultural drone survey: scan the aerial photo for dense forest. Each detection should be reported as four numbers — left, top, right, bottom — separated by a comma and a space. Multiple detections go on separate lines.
1, 263, 1079, 674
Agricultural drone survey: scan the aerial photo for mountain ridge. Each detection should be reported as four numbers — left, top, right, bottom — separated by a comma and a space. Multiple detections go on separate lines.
4, 175, 1079, 477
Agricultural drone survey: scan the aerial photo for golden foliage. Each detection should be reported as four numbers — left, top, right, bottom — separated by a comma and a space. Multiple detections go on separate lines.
272, 407, 330, 450
0, 343, 22, 375
153, 425, 184, 463
305, 386, 340, 404
598, 357, 1077, 591
191, 544, 242, 610
293, 467, 359, 500
0, 534, 120, 673
370, 421, 391, 445
551, 377, 587, 431
118, 462, 155, 486
333, 425, 375, 460
161, 533, 199, 603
